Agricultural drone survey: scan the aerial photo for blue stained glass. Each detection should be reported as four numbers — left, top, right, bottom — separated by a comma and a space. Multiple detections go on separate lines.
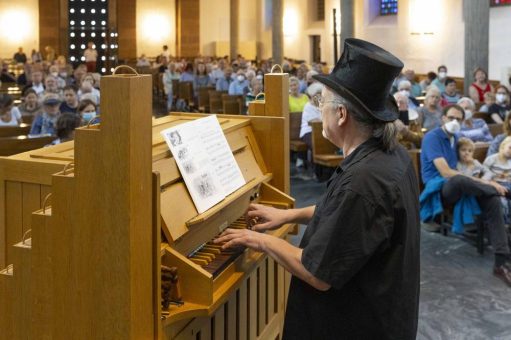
380, 0, 398, 15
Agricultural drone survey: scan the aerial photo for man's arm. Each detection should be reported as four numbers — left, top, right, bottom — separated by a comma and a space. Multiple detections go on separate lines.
215, 229, 331, 291
434, 157, 508, 195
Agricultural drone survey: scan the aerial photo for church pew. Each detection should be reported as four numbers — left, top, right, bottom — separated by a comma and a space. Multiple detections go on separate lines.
289, 112, 307, 153
0, 136, 55, 156
488, 123, 503, 137
0, 124, 31, 138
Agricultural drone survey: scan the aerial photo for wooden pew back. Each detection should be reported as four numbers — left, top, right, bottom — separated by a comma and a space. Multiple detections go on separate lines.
0, 124, 31, 138
0, 136, 55, 156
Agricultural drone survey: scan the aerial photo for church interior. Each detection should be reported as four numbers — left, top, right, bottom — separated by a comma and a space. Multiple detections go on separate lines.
1, 0, 511, 339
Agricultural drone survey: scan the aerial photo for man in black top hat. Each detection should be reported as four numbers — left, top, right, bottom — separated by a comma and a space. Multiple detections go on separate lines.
215, 38, 420, 339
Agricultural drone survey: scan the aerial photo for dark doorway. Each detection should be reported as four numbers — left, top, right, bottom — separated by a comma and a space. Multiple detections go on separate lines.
310, 35, 321, 63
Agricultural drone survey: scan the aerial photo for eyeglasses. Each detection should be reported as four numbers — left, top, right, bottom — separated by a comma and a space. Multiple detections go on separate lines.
446, 116, 463, 122
318, 97, 342, 109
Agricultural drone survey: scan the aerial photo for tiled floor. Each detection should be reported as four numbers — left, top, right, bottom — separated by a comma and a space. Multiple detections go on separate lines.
289, 167, 511, 340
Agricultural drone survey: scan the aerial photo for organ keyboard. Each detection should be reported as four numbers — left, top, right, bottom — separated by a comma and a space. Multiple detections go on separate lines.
0, 68, 293, 339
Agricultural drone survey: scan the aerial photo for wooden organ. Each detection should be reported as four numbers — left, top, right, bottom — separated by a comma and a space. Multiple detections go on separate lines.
0, 69, 294, 339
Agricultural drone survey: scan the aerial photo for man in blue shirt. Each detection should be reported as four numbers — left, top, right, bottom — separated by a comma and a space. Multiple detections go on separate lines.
421, 104, 511, 286
228, 70, 249, 95
215, 67, 233, 92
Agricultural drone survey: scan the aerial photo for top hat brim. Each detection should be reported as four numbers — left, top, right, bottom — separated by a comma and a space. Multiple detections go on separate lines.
313, 74, 398, 122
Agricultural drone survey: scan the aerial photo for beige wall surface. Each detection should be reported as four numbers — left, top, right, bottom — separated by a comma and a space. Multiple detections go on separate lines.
0, 0, 39, 59
136, 0, 176, 58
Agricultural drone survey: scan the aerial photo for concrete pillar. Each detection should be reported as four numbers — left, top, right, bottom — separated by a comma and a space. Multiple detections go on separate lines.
463, 0, 489, 94
230, 0, 239, 61
340, 0, 355, 53
272, 0, 283, 65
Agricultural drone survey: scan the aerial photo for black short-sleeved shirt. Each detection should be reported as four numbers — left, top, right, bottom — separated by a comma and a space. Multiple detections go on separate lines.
283, 138, 420, 340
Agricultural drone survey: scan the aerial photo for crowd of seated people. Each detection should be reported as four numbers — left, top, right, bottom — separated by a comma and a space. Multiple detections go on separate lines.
389, 64, 511, 286
0, 49, 103, 146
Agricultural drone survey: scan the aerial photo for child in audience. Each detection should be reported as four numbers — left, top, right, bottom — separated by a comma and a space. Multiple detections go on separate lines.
483, 136, 511, 222
456, 137, 486, 178
47, 112, 82, 146
479, 91, 495, 113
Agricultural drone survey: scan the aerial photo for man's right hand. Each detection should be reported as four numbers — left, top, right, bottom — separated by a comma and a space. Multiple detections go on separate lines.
490, 181, 508, 196
246, 203, 289, 232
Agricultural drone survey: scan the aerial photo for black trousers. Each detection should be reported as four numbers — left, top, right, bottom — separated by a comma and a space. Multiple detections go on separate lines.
442, 175, 510, 254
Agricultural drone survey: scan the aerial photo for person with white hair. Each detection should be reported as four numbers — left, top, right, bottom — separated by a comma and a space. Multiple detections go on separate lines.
417, 87, 443, 130
457, 97, 493, 143
299, 82, 324, 146
393, 91, 423, 149
397, 80, 419, 110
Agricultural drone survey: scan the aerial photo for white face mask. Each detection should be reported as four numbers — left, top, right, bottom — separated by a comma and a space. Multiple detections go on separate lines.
60, 72, 67, 78
256, 75, 263, 80
237, 75, 245, 82
464, 110, 473, 120
51, 72, 58, 77
438, 72, 447, 79
496, 93, 507, 104
444, 119, 460, 134
400, 89, 410, 98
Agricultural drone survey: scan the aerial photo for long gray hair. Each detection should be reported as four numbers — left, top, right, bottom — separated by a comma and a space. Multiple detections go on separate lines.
331, 92, 398, 151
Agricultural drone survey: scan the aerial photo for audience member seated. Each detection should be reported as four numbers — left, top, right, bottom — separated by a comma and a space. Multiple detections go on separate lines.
456, 137, 486, 178
483, 136, 511, 223
441, 78, 461, 107
431, 65, 448, 93
420, 104, 511, 286
136, 54, 151, 67
245, 78, 264, 105
78, 99, 98, 125
31, 49, 42, 63
60, 85, 79, 114
70, 64, 87, 87
469, 67, 494, 104
0, 61, 17, 83
488, 85, 511, 124
228, 70, 250, 96
163, 62, 180, 111
13, 47, 27, 64
78, 73, 100, 104
305, 70, 318, 87
179, 62, 195, 83
194, 62, 211, 92
30, 70, 45, 96
48, 65, 66, 89
420, 71, 437, 93
480, 91, 496, 113
30, 93, 62, 136
394, 92, 423, 149
397, 80, 419, 110
298, 83, 323, 160
18, 88, 42, 120
43, 75, 62, 97
47, 112, 82, 146
288, 76, 309, 113
296, 67, 308, 93
418, 87, 443, 130
209, 58, 226, 85
0, 94, 22, 127
403, 69, 422, 98
457, 97, 493, 143
216, 67, 233, 92
488, 111, 511, 156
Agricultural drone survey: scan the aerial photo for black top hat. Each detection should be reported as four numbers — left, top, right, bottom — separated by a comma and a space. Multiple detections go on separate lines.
313, 38, 404, 122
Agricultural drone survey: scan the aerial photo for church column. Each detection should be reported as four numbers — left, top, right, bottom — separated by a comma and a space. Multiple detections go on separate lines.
340, 0, 355, 53
463, 0, 489, 94
272, 0, 283, 65
230, 0, 239, 61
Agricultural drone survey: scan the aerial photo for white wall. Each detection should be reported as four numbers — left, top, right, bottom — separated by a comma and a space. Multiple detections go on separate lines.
489, 6, 511, 83
0, 0, 39, 59
136, 0, 176, 58
200, 0, 230, 56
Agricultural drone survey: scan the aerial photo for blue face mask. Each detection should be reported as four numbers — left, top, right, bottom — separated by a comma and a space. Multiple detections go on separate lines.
83, 111, 96, 122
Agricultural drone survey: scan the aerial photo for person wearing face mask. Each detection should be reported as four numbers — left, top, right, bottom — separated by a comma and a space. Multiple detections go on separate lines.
488, 85, 511, 124
440, 78, 460, 107
397, 80, 419, 110
78, 99, 98, 125
49, 65, 66, 89
456, 97, 493, 143
420, 104, 511, 286
469, 67, 494, 104
431, 65, 448, 93
228, 70, 249, 96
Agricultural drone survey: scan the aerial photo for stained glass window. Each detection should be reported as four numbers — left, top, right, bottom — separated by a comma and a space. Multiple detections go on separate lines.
380, 0, 398, 15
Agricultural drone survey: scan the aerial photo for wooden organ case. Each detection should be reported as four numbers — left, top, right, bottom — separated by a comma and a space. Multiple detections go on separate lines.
0, 70, 293, 339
